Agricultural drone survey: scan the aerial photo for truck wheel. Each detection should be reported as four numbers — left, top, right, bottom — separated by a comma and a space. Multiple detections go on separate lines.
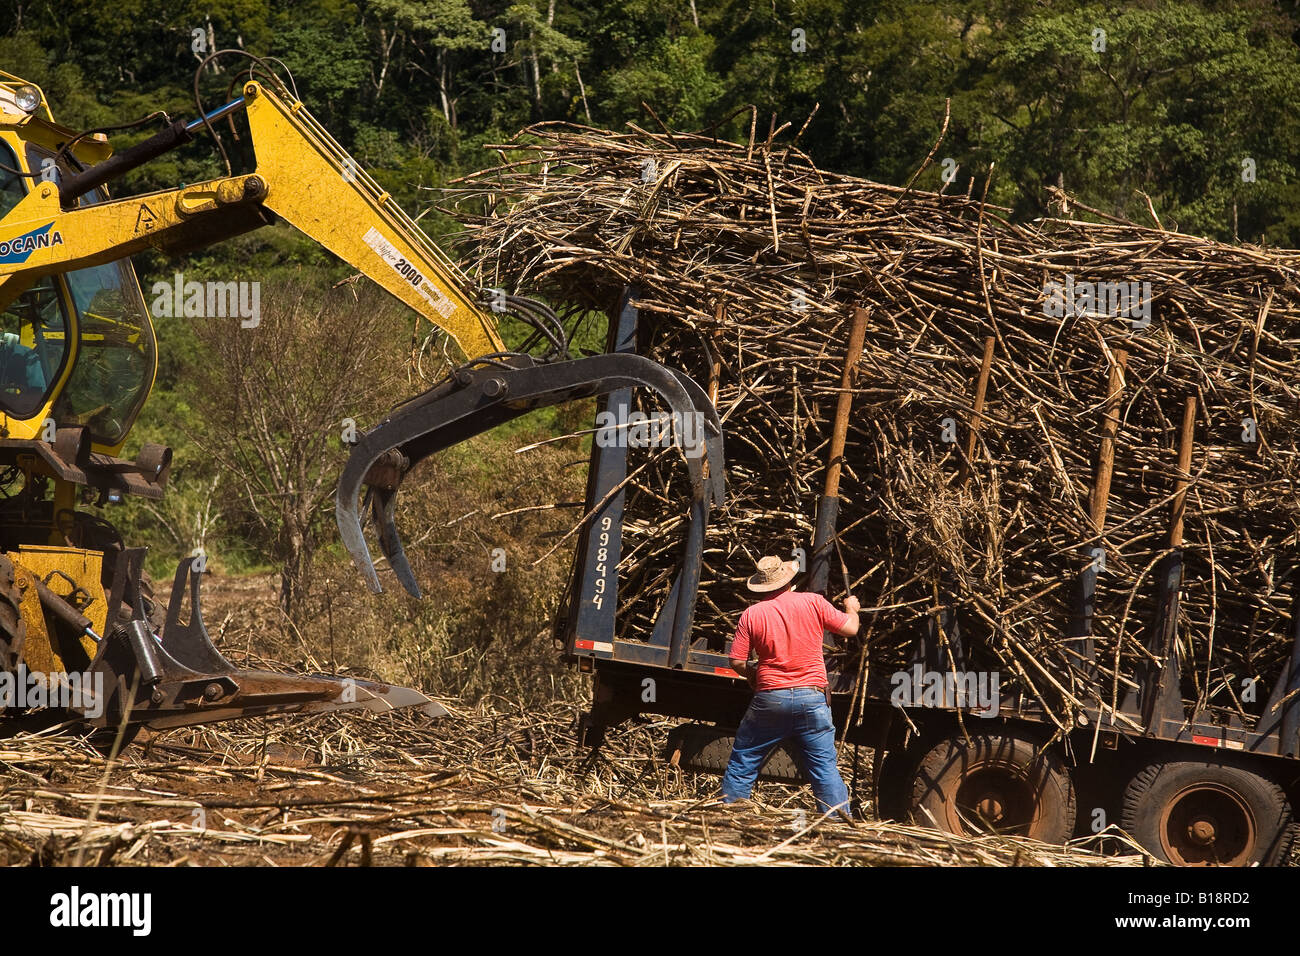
666, 724, 807, 784
906, 731, 1076, 843
1121, 758, 1296, 866
873, 749, 910, 821
0, 554, 26, 673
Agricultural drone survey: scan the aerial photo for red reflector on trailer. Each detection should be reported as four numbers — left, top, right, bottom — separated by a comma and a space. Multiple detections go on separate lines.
573, 640, 613, 653
1192, 734, 1219, 747
715, 667, 738, 676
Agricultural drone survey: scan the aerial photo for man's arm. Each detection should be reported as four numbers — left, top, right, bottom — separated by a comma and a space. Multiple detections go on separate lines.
729, 657, 758, 689
730, 615, 757, 688
830, 595, 861, 637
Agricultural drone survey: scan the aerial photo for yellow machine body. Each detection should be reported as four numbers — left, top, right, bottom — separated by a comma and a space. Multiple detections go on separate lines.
0, 67, 473, 732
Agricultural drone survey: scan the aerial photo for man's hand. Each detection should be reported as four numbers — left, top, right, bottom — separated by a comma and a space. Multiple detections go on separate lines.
730, 658, 758, 689
831, 594, 861, 637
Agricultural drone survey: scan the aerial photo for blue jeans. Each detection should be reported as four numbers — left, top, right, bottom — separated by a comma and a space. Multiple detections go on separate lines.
720, 687, 851, 814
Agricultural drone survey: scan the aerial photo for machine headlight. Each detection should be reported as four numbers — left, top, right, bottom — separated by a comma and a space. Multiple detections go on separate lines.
13, 85, 41, 113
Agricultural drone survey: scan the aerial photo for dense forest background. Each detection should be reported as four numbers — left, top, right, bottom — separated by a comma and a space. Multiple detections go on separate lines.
8, 0, 1300, 240
3, 0, 1299, 702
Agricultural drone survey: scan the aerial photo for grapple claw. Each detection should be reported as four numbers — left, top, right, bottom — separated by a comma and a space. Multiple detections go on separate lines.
337, 484, 383, 593
373, 487, 422, 598
336, 353, 723, 596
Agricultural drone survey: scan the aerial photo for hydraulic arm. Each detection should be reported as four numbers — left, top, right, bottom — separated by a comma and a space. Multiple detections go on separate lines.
0, 79, 502, 360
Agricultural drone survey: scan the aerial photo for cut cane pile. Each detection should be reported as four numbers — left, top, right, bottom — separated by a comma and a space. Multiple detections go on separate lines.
448, 119, 1300, 733
0, 707, 1148, 866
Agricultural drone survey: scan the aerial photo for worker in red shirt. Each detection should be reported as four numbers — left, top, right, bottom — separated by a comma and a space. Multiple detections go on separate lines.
720, 554, 860, 817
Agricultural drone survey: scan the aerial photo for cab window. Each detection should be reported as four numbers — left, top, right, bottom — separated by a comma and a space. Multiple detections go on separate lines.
52, 259, 155, 445
0, 139, 68, 419
21, 143, 155, 446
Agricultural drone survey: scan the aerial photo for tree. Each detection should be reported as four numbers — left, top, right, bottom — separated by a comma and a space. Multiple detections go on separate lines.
369, 0, 488, 128
972, 2, 1300, 240
188, 275, 412, 619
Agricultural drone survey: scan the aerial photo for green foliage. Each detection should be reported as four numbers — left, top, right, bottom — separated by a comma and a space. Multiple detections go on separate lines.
601, 33, 722, 126
970, 3, 1300, 239
6, 0, 1299, 241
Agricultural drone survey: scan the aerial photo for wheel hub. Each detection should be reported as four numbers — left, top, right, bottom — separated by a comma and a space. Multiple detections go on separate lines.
1159, 784, 1255, 866
1187, 816, 1217, 846
954, 765, 1035, 835
974, 791, 1006, 824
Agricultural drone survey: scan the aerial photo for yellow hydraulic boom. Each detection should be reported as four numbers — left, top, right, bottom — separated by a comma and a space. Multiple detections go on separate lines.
0, 77, 503, 368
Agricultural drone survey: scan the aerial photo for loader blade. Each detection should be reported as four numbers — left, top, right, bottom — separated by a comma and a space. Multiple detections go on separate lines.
133, 671, 447, 730
72, 556, 443, 735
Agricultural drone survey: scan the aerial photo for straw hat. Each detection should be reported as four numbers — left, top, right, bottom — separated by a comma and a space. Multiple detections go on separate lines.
746, 555, 799, 593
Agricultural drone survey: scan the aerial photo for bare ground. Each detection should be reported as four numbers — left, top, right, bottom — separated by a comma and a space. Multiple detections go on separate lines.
0, 572, 1154, 866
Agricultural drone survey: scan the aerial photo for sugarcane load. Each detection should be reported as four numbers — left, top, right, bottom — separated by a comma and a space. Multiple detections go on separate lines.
452, 118, 1300, 866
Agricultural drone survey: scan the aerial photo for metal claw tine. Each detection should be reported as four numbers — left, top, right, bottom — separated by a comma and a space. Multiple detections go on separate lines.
336, 480, 383, 593
335, 352, 724, 596
372, 488, 422, 598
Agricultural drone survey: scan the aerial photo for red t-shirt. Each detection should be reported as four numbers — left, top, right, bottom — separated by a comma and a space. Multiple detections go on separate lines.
729, 590, 851, 690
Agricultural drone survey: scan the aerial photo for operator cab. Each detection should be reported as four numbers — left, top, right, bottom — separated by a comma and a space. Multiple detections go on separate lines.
0, 133, 155, 450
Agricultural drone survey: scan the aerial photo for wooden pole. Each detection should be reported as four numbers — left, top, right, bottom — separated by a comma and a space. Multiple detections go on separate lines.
809, 306, 870, 595
957, 336, 996, 485
1169, 395, 1197, 548
1090, 349, 1128, 533
708, 303, 724, 407
1071, 348, 1128, 675
1132, 395, 1197, 730
822, 306, 871, 499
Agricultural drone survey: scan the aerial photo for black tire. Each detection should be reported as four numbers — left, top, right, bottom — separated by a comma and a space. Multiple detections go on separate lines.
1121, 757, 1296, 866
114, 569, 167, 636
873, 748, 910, 821
906, 730, 1077, 843
0, 554, 26, 674
667, 724, 807, 784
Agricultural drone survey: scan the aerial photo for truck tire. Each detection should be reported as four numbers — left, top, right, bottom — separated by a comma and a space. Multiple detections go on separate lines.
1121, 758, 1297, 866
667, 724, 807, 784
873, 748, 910, 821
0, 554, 26, 674
906, 731, 1076, 843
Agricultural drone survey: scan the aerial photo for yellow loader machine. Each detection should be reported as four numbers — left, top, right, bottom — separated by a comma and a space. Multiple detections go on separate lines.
0, 54, 720, 743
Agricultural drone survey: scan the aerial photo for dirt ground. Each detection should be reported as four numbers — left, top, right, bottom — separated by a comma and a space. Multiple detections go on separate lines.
1, 705, 1156, 867
0, 572, 1153, 867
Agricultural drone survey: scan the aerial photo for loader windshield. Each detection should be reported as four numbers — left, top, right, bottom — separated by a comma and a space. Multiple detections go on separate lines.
0, 139, 69, 419
50, 260, 155, 446
18, 144, 156, 447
